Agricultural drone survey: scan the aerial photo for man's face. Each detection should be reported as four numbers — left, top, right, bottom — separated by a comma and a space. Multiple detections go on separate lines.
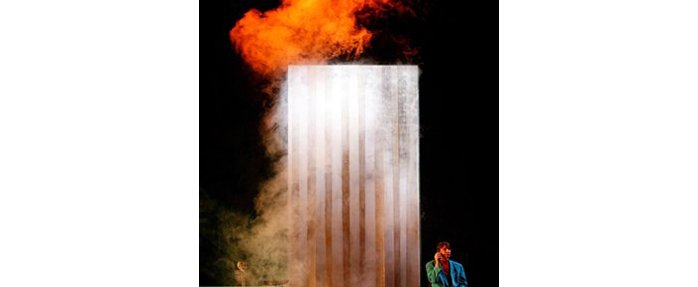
438, 246, 451, 260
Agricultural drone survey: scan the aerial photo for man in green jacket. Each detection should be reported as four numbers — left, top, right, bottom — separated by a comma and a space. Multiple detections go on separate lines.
425, 241, 468, 287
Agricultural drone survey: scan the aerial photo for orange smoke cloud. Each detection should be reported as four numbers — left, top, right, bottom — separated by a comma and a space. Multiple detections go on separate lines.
231, 0, 390, 77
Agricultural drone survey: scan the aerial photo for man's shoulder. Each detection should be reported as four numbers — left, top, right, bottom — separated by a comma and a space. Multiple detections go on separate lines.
449, 260, 464, 268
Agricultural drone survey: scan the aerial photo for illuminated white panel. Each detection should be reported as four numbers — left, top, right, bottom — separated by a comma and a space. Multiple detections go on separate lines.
288, 65, 419, 287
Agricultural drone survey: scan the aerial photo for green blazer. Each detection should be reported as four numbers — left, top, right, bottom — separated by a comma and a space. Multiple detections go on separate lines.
425, 259, 468, 287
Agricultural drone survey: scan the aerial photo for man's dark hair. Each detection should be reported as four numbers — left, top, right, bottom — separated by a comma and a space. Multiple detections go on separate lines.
437, 241, 451, 250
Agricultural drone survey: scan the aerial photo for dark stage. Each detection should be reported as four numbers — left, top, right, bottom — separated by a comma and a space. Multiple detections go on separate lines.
200, 0, 498, 285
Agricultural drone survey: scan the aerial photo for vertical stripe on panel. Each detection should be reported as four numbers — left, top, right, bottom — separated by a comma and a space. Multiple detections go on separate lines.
331, 68, 344, 287
348, 67, 361, 287
383, 66, 396, 287
375, 67, 386, 287
314, 68, 327, 287
341, 69, 351, 287
405, 66, 420, 287
298, 68, 309, 286
357, 67, 367, 286
391, 66, 402, 287
398, 67, 409, 287
323, 68, 334, 287
287, 67, 301, 287
306, 69, 317, 287
363, 66, 378, 287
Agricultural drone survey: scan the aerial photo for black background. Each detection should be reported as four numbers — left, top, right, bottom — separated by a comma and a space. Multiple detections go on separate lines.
200, 0, 497, 285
